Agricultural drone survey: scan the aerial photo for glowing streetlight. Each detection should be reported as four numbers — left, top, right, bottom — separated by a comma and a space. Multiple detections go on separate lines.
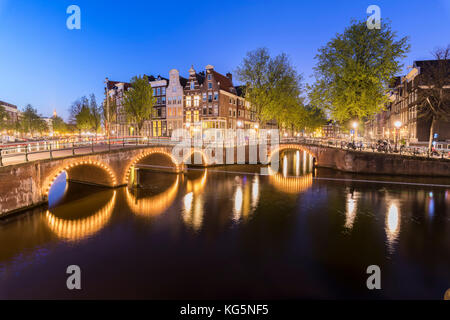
352, 122, 358, 129
254, 124, 259, 129
237, 121, 242, 128
351, 121, 358, 142
394, 121, 402, 151
394, 121, 402, 129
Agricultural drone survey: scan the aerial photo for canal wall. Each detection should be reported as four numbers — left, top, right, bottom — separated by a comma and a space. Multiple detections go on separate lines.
309, 145, 450, 177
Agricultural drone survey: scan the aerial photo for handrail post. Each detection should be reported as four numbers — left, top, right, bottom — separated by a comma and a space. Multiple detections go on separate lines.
72, 142, 75, 155
123, 137, 125, 148
25, 146, 29, 162
109, 138, 111, 151
0, 149, 3, 166
91, 138, 94, 152
49, 143, 53, 159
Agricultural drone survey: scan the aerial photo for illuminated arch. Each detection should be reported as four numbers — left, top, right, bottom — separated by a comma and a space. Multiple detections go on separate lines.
125, 175, 180, 217
182, 149, 210, 166
45, 191, 116, 241
124, 148, 181, 185
268, 167, 313, 194
269, 144, 315, 160
43, 160, 118, 197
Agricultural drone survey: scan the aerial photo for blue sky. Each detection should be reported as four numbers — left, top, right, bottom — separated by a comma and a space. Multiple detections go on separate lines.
0, 0, 449, 120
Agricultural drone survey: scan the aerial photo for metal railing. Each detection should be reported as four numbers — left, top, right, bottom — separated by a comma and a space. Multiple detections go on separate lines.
0, 136, 177, 166
280, 137, 450, 160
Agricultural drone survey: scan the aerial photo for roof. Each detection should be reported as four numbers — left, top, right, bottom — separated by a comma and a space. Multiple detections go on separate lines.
0, 100, 18, 109
106, 80, 131, 91
235, 85, 246, 97
211, 70, 235, 94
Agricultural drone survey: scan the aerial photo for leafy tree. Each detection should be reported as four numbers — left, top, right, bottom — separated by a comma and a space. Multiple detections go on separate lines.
52, 116, 68, 135
304, 105, 327, 133
18, 104, 48, 136
309, 19, 410, 122
69, 96, 92, 133
415, 45, 450, 151
123, 75, 156, 135
236, 48, 305, 127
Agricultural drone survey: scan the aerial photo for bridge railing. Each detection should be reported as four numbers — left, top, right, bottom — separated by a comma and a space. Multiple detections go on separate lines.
0, 136, 179, 166
279, 137, 450, 160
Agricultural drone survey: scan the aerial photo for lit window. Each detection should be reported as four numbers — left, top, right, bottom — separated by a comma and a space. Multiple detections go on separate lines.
186, 96, 192, 107
194, 96, 200, 107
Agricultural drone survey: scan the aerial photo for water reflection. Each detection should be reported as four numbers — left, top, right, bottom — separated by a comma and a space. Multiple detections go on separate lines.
385, 201, 400, 253
45, 190, 116, 242
182, 170, 208, 231
345, 190, 359, 229
126, 175, 179, 217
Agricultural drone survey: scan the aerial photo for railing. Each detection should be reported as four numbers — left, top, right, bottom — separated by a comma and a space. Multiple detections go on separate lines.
0, 136, 177, 166
1, 136, 447, 167
280, 137, 450, 160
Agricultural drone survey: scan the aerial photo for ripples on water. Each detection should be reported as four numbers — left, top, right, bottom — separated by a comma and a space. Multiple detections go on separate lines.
0, 150, 449, 299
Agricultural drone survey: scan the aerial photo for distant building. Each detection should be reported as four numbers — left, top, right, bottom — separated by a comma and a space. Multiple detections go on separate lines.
322, 120, 341, 138
0, 100, 19, 126
105, 79, 132, 136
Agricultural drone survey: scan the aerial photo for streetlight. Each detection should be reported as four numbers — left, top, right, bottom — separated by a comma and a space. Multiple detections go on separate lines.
394, 121, 402, 151
352, 121, 358, 142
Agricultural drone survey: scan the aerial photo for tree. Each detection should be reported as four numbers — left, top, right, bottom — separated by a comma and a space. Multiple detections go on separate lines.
122, 75, 156, 136
309, 19, 410, 123
236, 48, 305, 127
69, 96, 92, 134
304, 105, 327, 134
416, 45, 450, 152
18, 104, 48, 136
52, 116, 68, 135
89, 94, 102, 136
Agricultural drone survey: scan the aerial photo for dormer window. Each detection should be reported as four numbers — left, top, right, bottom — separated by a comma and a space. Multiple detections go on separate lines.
208, 74, 212, 80
190, 81, 195, 90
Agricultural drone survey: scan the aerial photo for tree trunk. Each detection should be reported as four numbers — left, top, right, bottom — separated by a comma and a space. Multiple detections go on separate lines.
428, 116, 436, 152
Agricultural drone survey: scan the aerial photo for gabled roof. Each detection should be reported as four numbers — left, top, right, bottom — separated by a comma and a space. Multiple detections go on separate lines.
0, 100, 17, 109
211, 70, 235, 94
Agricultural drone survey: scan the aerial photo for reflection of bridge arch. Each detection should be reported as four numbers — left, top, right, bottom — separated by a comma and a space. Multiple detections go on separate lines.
124, 149, 182, 185
45, 191, 116, 241
43, 160, 117, 197
126, 176, 180, 217
268, 168, 313, 194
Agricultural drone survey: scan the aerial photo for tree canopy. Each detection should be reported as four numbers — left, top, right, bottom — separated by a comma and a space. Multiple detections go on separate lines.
122, 75, 156, 135
309, 19, 410, 122
18, 104, 48, 135
236, 48, 306, 129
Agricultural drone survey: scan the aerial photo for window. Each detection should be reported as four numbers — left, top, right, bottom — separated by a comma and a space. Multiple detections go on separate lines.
157, 88, 161, 95
190, 81, 195, 90
172, 86, 177, 92
162, 87, 166, 95
208, 94, 212, 102
203, 93, 206, 101
208, 74, 212, 80
214, 105, 218, 115
203, 108, 207, 115
153, 88, 156, 96
194, 110, 199, 122
186, 111, 191, 122
178, 96, 182, 104
194, 96, 200, 107
208, 82, 212, 89
162, 97, 166, 104
214, 92, 218, 101
186, 96, 192, 107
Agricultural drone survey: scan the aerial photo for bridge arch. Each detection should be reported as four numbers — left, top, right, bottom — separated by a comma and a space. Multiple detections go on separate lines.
269, 144, 317, 160
43, 160, 118, 198
124, 148, 181, 185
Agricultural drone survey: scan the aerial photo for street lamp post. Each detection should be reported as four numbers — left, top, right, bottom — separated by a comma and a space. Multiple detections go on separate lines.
394, 121, 402, 152
352, 121, 358, 143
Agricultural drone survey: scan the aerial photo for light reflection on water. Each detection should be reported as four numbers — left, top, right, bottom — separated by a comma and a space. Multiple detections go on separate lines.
0, 149, 449, 299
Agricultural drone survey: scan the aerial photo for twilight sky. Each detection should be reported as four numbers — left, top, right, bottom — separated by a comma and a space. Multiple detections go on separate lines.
0, 0, 449, 120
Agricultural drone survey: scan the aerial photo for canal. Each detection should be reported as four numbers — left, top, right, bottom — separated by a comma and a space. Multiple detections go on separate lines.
0, 150, 449, 299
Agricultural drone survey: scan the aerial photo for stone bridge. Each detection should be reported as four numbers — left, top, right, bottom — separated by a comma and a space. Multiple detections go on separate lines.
1, 142, 448, 217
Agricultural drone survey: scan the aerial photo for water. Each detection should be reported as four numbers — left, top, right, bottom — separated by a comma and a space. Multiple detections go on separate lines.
0, 150, 449, 299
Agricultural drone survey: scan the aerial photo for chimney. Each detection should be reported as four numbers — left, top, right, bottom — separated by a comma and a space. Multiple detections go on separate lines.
226, 72, 232, 82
